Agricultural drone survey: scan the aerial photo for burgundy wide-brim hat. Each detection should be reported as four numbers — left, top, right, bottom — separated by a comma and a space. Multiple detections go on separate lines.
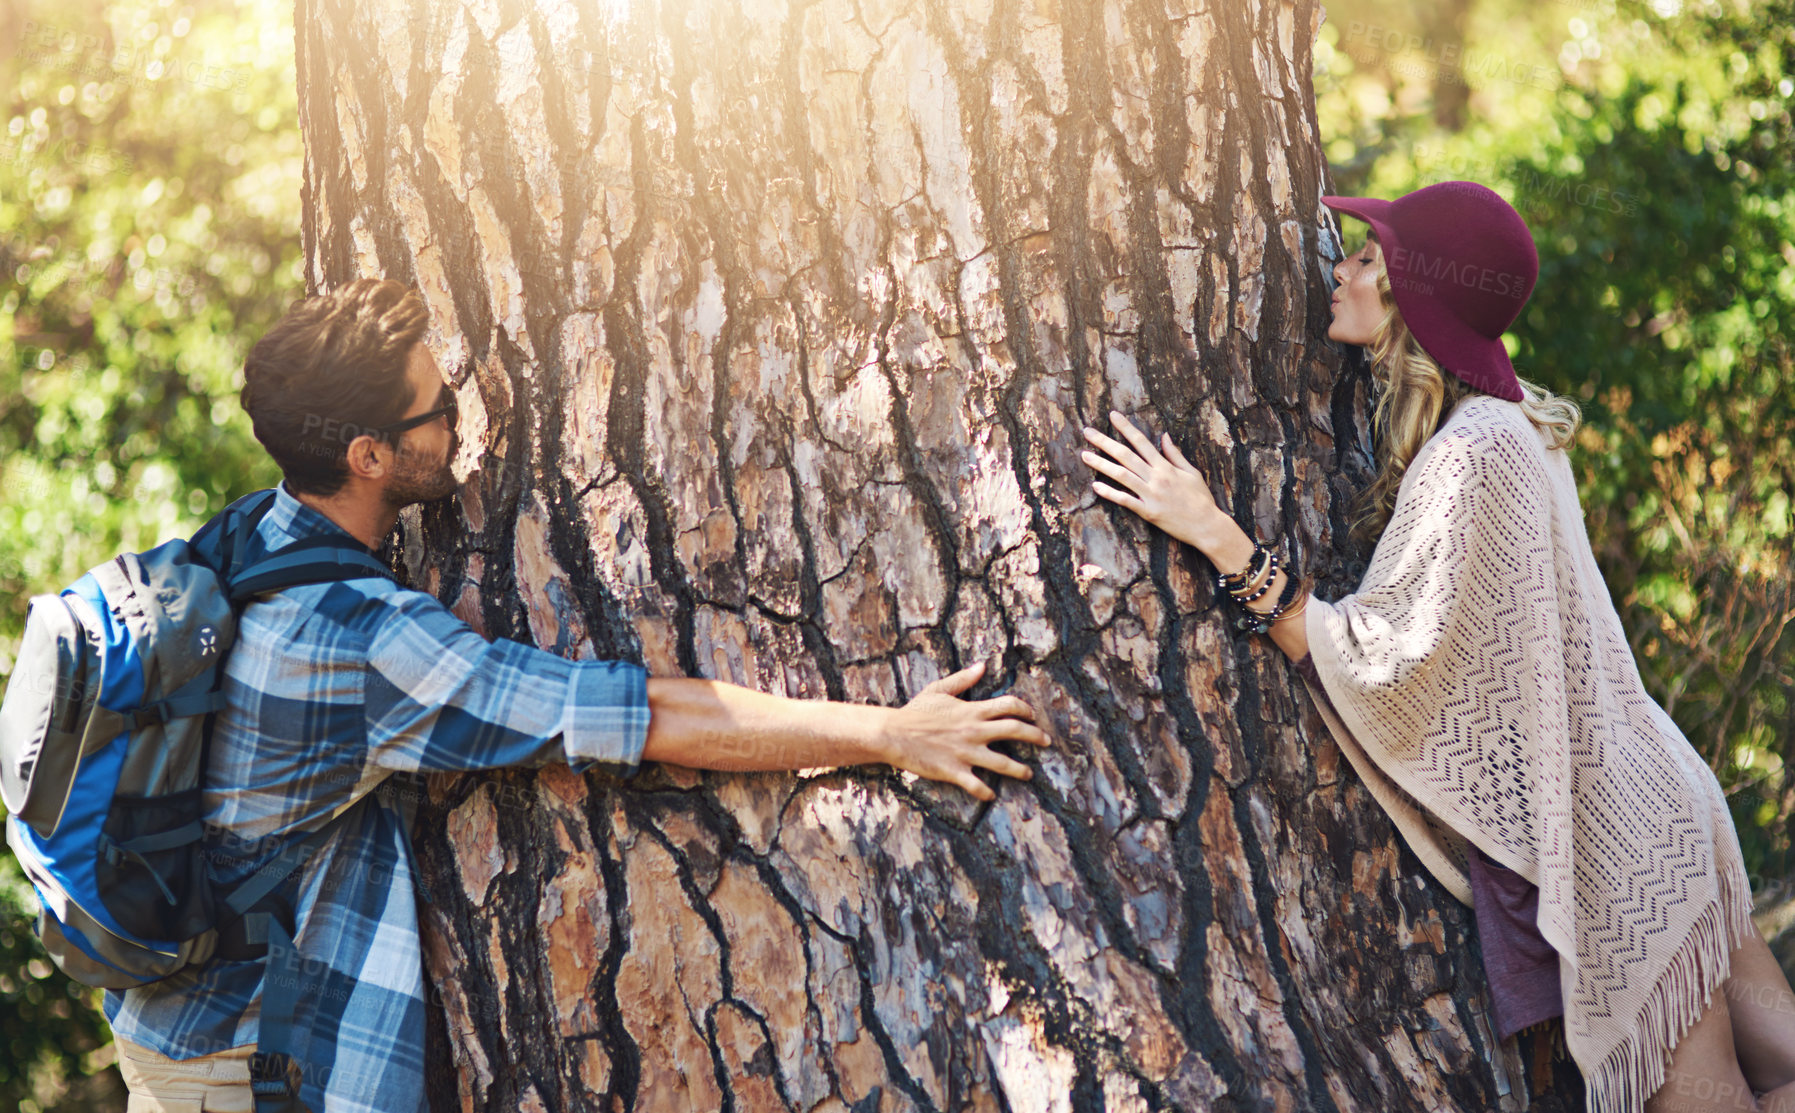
1322, 181, 1538, 402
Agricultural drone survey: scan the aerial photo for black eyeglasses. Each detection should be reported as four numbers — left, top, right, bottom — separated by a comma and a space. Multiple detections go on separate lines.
375, 388, 458, 438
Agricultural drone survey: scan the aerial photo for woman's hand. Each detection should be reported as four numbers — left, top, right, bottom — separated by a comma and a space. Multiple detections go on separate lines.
1082, 410, 1223, 550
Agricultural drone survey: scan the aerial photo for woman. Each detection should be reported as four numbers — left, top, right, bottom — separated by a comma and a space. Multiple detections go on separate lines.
1079, 180, 1795, 1113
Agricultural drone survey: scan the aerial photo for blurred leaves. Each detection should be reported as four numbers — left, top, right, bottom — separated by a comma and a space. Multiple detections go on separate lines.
0, 0, 294, 1106
0, 0, 292, 665
0, 876, 115, 1112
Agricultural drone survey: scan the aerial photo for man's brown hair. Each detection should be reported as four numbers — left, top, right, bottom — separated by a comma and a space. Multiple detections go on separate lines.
241, 278, 428, 496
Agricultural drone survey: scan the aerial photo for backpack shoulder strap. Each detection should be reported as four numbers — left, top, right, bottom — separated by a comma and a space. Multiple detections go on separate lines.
189, 488, 281, 574
129, 536, 394, 730
212, 816, 347, 1111
218, 818, 341, 922
227, 541, 395, 603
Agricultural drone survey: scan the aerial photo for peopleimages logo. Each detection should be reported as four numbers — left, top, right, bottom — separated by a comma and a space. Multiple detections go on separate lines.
1339, 22, 1559, 92
1386, 245, 1529, 301
1410, 145, 1643, 217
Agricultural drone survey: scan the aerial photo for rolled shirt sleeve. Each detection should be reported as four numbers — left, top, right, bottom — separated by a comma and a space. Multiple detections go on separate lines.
364, 590, 649, 776
560, 656, 650, 776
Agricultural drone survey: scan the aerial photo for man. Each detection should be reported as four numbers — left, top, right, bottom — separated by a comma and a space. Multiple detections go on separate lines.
105, 279, 1048, 1112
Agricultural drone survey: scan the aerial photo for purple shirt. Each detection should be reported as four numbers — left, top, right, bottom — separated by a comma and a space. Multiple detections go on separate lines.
1294, 653, 1564, 1040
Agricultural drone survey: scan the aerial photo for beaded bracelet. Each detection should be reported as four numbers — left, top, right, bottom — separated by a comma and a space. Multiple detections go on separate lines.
1215, 542, 1269, 592
1212, 538, 1309, 635
1231, 551, 1277, 598
1271, 591, 1308, 625
1236, 571, 1304, 634
1231, 552, 1279, 603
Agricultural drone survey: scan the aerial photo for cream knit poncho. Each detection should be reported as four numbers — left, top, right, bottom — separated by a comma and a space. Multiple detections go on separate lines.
1300, 394, 1756, 1113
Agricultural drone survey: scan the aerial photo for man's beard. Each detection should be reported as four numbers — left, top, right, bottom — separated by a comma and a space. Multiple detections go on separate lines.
383, 436, 459, 509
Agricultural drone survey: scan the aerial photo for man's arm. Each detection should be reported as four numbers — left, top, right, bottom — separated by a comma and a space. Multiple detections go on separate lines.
365, 590, 649, 776
366, 589, 1046, 800
643, 661, 1049, 802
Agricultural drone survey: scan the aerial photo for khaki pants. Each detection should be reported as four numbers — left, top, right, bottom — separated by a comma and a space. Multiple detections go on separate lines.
114, 1035, 256, 1113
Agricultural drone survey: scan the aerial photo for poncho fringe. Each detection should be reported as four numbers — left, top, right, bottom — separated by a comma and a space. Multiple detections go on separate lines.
1299, 395, 1755, 1113
1586, 874, 1755, 1113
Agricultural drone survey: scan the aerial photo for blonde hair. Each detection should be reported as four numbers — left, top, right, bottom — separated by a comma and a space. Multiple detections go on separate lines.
1347, 258, 1582, 544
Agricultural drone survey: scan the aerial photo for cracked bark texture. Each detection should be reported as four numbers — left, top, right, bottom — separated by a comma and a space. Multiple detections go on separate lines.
294, 0, 1585, 1109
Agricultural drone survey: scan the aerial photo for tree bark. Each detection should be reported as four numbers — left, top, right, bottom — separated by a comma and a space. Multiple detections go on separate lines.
294, 0, 1583, 1109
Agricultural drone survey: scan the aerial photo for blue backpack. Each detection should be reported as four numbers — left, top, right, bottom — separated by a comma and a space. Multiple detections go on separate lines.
0, 487, 395, 1109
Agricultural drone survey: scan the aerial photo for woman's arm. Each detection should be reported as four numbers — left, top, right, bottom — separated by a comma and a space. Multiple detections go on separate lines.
1081, 411, 1310, 662
1190, 514, 1310, 662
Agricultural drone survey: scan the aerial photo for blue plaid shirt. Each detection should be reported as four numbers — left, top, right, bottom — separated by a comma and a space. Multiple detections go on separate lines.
103, 483, 650, 1112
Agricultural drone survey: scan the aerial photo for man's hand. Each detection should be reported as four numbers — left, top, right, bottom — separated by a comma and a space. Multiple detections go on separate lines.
876, 660, 1050, 802
642, 660, 1050, 801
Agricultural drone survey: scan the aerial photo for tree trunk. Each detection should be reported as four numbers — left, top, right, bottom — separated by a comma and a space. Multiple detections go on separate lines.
1419, 0, 1475, 132
294, 0, 1583, 1109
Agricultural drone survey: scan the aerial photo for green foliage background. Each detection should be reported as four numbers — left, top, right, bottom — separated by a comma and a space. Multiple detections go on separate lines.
0, 0, 290, 1105
0, 0, 1788, 1107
